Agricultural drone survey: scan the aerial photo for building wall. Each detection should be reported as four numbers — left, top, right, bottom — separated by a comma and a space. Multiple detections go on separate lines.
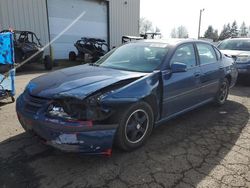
0, 0, 140, 58
47, 0, 108, 59
109, 0, 140, 48
0, 0, 50, 54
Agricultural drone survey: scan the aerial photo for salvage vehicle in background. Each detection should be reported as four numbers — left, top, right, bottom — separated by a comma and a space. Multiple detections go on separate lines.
0, 30, 53, 70
16, 39, 237, 154
140, 32, 162, 39
69, 37, 109, 62
218, 38, 250, 80
122, 35, 143, 44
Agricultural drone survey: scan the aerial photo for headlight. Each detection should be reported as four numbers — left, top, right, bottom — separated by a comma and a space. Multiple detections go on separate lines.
236, 56, 250, 63
47, 103, 73, 120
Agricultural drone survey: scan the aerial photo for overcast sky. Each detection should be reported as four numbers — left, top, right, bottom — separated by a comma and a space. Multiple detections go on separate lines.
140, 0, 250, 38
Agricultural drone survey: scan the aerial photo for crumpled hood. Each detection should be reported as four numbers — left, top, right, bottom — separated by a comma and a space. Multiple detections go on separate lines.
26, 64, 147, 99
220, 50, 250, 57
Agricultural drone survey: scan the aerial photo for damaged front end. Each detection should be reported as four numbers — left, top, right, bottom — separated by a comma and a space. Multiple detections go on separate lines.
16, 77, 141, 154
48, 77, 140, 123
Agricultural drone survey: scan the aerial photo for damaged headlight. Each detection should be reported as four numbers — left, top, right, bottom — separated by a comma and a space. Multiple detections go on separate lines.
47, 103, 73, 120
46, 96, 111, 121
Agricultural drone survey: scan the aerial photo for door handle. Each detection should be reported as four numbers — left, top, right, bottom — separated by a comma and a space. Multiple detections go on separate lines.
194, 72, 201, 78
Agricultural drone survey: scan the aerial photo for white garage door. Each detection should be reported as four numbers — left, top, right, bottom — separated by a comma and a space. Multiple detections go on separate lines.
47, 0, 108, 59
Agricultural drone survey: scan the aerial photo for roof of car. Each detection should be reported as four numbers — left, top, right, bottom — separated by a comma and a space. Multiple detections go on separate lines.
224, 37, 250, 41
136, 38, 211, 46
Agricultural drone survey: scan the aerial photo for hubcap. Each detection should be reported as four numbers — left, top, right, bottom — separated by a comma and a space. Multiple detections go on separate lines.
125, 109, 149, 144
219, 82, 228, 102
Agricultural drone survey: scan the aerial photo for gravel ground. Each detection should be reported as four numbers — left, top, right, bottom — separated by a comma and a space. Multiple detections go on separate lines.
0, 66, 250, 188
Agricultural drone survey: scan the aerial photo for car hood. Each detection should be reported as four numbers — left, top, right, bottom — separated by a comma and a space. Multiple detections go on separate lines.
220, 50, 250, 57
26, 64, 147, 99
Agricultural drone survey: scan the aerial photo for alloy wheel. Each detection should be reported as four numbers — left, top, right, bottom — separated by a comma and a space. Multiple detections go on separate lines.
125, 109, 149, 144
219, 81, 228, 103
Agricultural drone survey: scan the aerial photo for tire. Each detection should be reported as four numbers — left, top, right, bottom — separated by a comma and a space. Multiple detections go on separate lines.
14, 49, 23, 64
69, 51, 77, 61
214, 78, 229, 106
11, 96, 15, 103
115, 102, 154, 151
44, 55, 53, 70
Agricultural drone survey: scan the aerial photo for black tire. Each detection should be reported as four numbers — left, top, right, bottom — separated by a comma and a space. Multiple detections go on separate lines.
115, 102, 154, 151
69, 51, 77, 61
14, 49, 23, 64
11, 96, 15, 103
44, 55, 53, 70
214, 78, 229, 106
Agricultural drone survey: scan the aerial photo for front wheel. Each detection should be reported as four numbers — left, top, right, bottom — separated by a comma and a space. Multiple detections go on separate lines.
214, 78, 229, 106
115, 102, 154, 151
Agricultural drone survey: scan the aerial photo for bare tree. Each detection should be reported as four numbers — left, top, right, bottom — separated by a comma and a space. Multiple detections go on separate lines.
170, 28, 178, 38
155, 27, 161, 33
170, 26, 189, 38
140, 17, 153, 34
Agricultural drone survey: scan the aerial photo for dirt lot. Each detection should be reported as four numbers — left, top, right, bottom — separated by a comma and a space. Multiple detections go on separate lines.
0, 66, 250, 188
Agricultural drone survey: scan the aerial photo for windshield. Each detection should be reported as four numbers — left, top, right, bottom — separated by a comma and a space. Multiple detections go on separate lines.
95, 43, 168, 72
218, 39, 250, 51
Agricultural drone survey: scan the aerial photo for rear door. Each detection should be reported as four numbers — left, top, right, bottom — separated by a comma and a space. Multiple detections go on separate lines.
195, 43, 221, 100
162, 43, 202, 117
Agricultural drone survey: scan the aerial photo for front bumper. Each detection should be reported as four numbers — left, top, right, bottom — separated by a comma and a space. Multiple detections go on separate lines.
236, 63, 250, 74
16, 94, 118, 154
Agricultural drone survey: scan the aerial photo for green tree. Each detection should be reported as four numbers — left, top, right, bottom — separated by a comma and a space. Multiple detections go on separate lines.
230, 20, 238, 37
204, 25, 219, 41
240, 22, 248, 37
219, 24, 231, 40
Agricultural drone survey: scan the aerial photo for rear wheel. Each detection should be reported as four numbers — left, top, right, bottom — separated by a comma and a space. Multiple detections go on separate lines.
14, 49, 23, 64
115, 102, 154, 151
214, 78, 229, 106
11, 96, 15, 103
69, 51, 77, 61
44, 55, 53, 70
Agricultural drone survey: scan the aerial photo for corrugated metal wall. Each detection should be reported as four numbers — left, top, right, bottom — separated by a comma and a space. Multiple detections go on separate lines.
109, 0, 140, 48
0, 0, 140, 58
0, 0, 50, 54
47, 0, 108, 59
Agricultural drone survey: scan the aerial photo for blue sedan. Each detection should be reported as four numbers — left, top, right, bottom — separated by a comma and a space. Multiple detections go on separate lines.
16, 39, 238, 154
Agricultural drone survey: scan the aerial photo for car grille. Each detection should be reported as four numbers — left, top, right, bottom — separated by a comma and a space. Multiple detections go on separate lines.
23, 92, 49, 114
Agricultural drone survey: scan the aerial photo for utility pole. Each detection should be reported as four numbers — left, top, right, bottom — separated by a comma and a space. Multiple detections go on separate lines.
198, 8, 205, 39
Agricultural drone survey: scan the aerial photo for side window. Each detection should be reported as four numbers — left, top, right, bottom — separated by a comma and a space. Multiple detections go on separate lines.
196, 43, 217, 65
170, 44, 196, 68
213, 47, 222, 60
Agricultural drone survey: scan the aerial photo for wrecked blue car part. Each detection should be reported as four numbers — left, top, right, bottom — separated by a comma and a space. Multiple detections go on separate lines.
16, 40, 237, 154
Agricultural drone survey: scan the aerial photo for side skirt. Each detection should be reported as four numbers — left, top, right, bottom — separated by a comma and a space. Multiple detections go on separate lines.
155, 98, 214, 126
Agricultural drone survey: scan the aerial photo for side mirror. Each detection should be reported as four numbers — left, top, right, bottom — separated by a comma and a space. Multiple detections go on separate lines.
171, 62, 187, 73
